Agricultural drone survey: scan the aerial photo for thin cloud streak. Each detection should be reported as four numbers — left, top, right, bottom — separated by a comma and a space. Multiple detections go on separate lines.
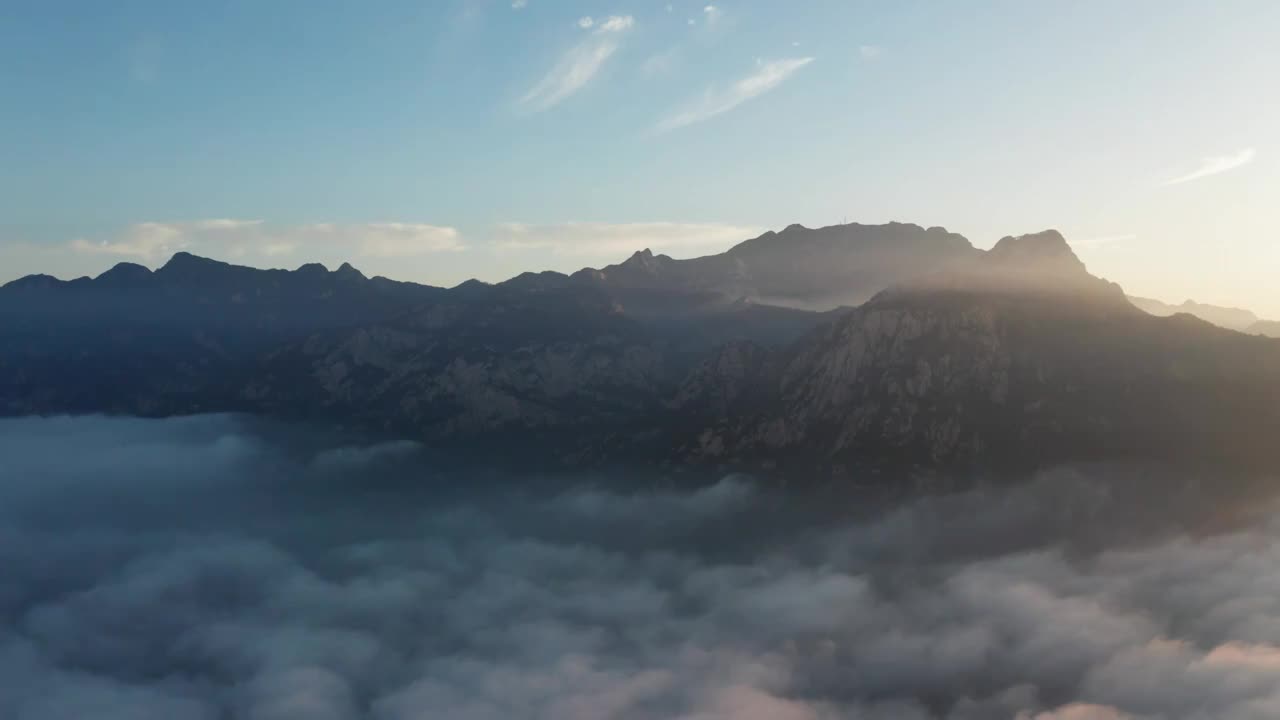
519, 16, 634, 112
1162, 148, 1256, 186
656, 57, 814, 132
494, 221, 763, 258
68, 220, 464, 263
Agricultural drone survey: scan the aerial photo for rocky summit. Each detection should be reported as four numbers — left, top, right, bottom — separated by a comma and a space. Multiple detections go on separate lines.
3, 222, 1279, 478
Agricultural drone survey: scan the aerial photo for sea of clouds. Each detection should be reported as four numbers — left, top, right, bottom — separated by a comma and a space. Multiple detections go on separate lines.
4, 414, 1280, 719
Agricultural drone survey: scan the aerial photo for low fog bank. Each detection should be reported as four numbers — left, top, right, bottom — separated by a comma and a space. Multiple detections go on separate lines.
4, 415, 1280, 719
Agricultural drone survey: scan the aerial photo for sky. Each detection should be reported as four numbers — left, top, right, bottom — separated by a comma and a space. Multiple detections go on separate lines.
2, 0, 1277, 316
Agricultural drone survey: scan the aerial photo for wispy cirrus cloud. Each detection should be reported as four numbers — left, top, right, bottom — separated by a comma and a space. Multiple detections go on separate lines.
494, 221, 762, 258
69, 220, 463, 264
519, 15, 634, 112
656, 57, 814, 132
1162, 148, 1256, 186
640, 47, 681, 77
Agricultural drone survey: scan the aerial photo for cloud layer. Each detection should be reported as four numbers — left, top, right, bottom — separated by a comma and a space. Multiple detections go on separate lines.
69, 220, 464, 265
657, 57, 814, 131
4, 415, 1280, 719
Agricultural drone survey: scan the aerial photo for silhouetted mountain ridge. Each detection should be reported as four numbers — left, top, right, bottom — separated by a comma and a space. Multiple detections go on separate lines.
573, 221, 980, 311
3, 221, 1279, 476
1128, 295, 1261, 331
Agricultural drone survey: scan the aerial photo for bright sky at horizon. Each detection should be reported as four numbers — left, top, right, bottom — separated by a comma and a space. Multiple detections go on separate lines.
2, 1, 1277, 315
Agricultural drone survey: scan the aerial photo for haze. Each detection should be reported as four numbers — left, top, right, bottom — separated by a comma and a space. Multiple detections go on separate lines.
2, 1, 1278, 317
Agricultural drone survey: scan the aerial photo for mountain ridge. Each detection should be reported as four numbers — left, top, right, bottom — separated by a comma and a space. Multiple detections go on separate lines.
3, 221, 1278, 477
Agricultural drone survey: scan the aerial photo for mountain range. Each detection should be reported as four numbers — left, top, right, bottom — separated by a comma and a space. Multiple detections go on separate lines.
4, 222, 1278, 477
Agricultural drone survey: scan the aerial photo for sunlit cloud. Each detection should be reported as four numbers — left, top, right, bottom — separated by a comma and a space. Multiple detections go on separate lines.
71, 223, 186, 260
519, 16, 634, 112
493, 221, 763, 258
597, 16, 633, 32
656, 57, 814, 132
69, 220, 265, 261
1162, 148, 1256, 186
69, 220, 464, 264
1019, 704, 1135, 720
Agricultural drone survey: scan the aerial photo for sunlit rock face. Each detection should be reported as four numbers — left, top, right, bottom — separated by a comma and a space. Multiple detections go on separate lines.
678, 232, 1280, 473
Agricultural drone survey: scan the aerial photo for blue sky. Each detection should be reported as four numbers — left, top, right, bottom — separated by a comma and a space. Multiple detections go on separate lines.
2, 1, 1277, 315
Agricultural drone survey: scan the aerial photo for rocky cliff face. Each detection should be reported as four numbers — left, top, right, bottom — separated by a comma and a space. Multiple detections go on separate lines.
245, 278, 678, 463
675, 232, 1280, 474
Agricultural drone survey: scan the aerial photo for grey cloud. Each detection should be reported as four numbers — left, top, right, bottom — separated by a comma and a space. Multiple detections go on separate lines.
3, 415, 1280, 719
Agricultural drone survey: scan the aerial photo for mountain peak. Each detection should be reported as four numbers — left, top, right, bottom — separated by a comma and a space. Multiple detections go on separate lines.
873, 228, 1126, 307
618, 248, 673, 273
986, 229, 1090, 278
335, 262, 366, 280
159, 251, 226, 273
94, 262, 154, 287
989, 229, 1077, 263
2, 273, 65, 291
295, 262, 329, 276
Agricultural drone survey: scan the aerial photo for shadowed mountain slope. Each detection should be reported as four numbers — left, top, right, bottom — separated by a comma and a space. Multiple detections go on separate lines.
3, 223, 1279, 475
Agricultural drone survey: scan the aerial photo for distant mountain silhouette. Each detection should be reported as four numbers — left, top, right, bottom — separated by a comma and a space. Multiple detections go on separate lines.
1128, 295, 1260, 331
1250, 320, 1280, 338
0, 255, 442, 414
573, 221, 978, 310
3, 222, 1278, 475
